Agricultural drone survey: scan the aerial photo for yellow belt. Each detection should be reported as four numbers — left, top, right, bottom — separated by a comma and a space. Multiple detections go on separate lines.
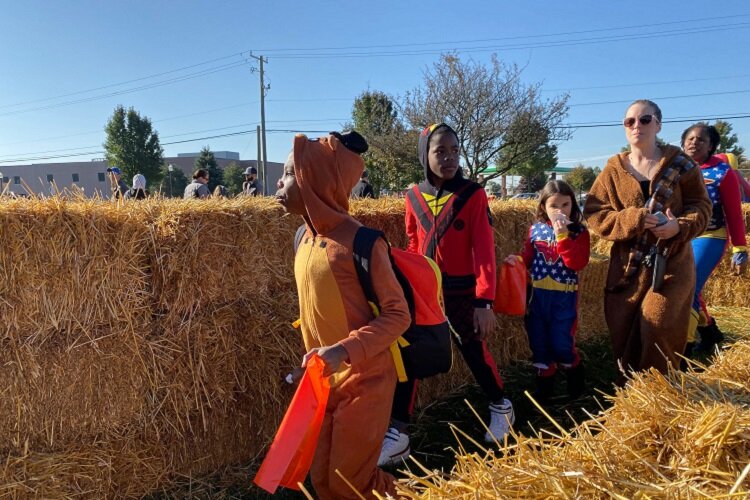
532, 276, 578, 292
698, 227, 728, 239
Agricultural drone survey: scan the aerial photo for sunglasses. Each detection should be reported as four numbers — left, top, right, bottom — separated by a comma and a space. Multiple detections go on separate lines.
623, 115, 658, 128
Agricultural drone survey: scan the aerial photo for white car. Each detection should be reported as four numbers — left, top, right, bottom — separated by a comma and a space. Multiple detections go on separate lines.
510, 192, 538, 200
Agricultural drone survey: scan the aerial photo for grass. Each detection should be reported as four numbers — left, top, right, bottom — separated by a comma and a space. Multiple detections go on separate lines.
157, 306, 750, 499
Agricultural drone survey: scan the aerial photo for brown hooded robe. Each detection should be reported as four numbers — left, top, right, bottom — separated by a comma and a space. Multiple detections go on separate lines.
584, 145, 711, 378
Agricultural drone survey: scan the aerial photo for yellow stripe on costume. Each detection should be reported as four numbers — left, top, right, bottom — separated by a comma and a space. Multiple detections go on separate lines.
532, 276, 578, 292
421, 192, 453, 216
697, 227, 728, 240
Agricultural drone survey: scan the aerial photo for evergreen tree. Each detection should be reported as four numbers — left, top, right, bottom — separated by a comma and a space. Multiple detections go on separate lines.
104, 105, 164, 185
194, 147, 223, 192
223, 162, 245, 195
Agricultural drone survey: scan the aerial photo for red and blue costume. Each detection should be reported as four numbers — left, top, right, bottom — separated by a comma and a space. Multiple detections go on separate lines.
520, 221, 590, 377
690, 154, 747, 343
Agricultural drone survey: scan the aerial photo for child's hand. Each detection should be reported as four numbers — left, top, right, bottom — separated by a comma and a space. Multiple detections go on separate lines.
473, 307, 497, 340
504, 255, 520, 265
551, 211, 569, 236
302, 344, 350, 377
284, 366, 306, 386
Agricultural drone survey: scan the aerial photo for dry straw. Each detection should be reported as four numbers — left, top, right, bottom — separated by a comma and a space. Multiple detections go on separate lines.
395, 341, 750, 499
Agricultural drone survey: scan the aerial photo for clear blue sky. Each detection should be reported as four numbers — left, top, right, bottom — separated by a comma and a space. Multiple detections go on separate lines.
1, 0, 749, 174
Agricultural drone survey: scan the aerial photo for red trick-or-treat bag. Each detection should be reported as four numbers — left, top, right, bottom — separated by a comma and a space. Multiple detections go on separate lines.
493, 259, 527, 316
254, 354, 330, 493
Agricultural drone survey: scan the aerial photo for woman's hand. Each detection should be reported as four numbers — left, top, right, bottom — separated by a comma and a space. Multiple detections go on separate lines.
302, 344, 350, 377
474, 307, 497, 340
647, 208, 680, 239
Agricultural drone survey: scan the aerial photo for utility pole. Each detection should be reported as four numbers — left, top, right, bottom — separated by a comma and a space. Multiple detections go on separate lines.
249, 54, 269, 194
256, 125, 261, 184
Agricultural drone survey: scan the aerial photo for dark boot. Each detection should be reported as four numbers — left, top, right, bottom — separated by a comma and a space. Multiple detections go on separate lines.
565, 363, 586, 399
533, 375, 555, 403
696, 318, 724, 353
681, 342, 695, 371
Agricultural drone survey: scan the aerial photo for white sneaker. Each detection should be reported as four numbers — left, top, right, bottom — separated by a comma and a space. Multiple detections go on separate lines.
377, 427, 410, 467
485, 399, 515, 443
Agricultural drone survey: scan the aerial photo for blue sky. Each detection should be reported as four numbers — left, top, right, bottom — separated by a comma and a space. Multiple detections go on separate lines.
1, 0, 749, 174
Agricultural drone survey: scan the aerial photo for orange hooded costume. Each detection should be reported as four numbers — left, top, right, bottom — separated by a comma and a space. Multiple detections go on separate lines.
292, 132, 411, 499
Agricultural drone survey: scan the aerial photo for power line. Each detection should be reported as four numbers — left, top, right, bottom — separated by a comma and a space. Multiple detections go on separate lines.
569, 89, 750, 107
0, 52, 248, 110
255, 13, 750, 53
0, 61, 249, 118
266, 22, 750, 59
2, 113, 748, 165
557, 114, 750, 129
543, 73, 750, 92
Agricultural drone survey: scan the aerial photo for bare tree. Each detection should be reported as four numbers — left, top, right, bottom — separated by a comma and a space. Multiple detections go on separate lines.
402, 54, 570, 184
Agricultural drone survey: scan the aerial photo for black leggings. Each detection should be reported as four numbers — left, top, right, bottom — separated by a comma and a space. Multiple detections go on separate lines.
391, 293, 505, 424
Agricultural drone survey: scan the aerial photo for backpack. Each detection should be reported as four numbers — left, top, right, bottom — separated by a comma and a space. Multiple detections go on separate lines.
294, 225, 455, 382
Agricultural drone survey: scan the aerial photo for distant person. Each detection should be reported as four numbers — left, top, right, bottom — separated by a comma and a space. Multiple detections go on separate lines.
680, 124, 747, 354
184, 169, 211, 199
213, 185, 230, 198
351, 170, 375, 198
124, 174, 148, 200
242, 166, 262, 196
107, 167, 129, 199
583, 100, 710, 383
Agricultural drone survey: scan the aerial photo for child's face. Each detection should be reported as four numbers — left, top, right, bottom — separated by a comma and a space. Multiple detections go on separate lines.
428, 131, 459, 184
544, 193, 573, 221
275, 152, 305, 215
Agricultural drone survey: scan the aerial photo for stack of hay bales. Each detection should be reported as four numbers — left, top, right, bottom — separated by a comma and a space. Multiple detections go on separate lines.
0, 195, 742, 496
396, 340, 750, 498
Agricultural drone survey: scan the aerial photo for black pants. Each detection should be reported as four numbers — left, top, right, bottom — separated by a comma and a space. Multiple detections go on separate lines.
391, 293, 505, 423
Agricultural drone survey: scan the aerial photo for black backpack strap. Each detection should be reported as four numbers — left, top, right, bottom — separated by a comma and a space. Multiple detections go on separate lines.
352, 226, 383, 306
293, 224, 308, 254
352, 226, 415, 320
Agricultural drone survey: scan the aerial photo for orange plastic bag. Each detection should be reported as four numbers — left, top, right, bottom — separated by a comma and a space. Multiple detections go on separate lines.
493, 259, 527, 316
254, 354, 330, 494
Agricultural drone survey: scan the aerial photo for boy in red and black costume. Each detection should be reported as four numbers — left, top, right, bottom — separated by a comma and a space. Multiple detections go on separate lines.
378, 123, 514, 467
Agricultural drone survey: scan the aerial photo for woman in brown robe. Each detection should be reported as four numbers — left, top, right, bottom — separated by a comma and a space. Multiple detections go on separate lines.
583, 100, 711, 382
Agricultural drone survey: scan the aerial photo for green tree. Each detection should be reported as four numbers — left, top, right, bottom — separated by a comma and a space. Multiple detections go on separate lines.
350, 91, 422, 193
713, 120, 745, 162
503, 114, 558, 192
194, 146, 223, 192
223, 162, 245, 195
158, 164, 189, 197
565, 164, 600, 197
402, 54, 570, 184
104, 105, 164, 185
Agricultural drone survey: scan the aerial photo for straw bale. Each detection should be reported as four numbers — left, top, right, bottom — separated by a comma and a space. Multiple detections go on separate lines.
149, 197, 297, 319
702, 234, 750, 308
0, 336, 147, 451
0, 439, 168, 499
396, 340, 750, 499
0, 197, 152, 346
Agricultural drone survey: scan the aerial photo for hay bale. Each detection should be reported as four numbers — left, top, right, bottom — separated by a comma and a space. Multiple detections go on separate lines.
396, 340, 750, 499
702, 235, 750, 308
0, 197, 152, 346
0, 337, 146, 451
